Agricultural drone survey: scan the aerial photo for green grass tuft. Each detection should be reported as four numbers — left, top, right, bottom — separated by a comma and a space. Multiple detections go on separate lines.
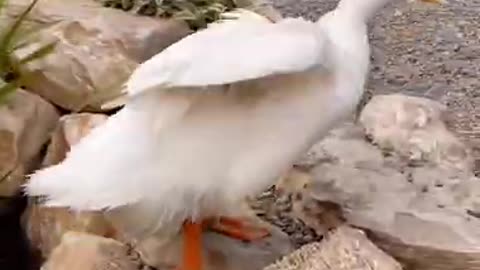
100, 0, 247, 30
0, 0, 57, 104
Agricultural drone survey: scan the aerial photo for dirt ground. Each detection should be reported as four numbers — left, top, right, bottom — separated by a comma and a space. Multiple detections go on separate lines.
271, 0, 480, 174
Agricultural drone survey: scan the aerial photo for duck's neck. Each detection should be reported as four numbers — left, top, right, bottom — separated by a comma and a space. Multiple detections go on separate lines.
336, 0, 393, 22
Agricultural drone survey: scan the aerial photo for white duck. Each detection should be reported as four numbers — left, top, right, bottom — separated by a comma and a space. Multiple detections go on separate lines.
26, 0, 441, 269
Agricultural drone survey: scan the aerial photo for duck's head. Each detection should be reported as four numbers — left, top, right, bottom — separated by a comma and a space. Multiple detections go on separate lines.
336, 0, 444, 22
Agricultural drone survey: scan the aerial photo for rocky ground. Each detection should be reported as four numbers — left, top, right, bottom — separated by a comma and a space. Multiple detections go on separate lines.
271, 0, 480, 175
249, 0, 480, 249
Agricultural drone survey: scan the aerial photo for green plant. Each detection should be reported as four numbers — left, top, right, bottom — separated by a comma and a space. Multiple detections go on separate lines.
0, 0, 56, 104
101, 0, 243, 29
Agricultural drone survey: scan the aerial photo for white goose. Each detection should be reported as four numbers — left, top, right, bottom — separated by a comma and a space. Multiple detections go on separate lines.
26, 0, 441, 269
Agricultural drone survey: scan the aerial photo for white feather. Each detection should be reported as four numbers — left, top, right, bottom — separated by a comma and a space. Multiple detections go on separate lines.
125, 16, 329, 95
25, 0, 433, 238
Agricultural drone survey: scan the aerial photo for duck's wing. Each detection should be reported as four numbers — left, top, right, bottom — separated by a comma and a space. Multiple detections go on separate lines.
125, 15, 331, 96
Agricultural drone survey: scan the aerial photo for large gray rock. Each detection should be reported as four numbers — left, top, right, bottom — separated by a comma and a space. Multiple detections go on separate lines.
0, 89, 59, 197
3, 0, 191, 112
285, 95, 480, 270
264, 226, 402, 270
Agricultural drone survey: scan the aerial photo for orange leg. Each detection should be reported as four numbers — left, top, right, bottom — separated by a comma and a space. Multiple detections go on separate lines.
206, 216, 270, 242
180, 220, 203, 270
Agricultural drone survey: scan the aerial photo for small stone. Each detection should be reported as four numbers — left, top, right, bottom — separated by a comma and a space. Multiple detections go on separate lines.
42, 113, 109, 166
359, 94, 473, 172
4, 0, 191, 111
41, 231, 142, 270
301, 107, 480, 270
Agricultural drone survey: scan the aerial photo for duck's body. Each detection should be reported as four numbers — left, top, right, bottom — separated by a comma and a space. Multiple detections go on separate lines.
28, 10, 369, 234
26, 0, 440, 269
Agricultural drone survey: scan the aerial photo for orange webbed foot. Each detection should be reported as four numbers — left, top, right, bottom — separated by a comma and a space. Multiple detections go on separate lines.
206, 216, 270, 242
179, 220, 203, 270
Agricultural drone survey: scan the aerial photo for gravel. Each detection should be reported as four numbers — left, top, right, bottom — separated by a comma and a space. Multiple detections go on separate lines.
270, 0, 480, 175
249, 187, 324, 248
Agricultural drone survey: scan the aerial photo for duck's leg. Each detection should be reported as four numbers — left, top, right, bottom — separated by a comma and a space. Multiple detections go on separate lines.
180, 220, 203, 270
206, 216, 270, 242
